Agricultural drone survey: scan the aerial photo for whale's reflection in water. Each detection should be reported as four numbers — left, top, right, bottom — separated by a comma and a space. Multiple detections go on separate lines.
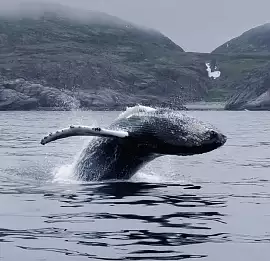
0, 182, 229, 260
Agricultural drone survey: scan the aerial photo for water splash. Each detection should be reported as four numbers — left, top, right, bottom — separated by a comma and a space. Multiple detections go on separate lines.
132, 170, 164, 183
52, 164, 77, 184
52, 137, 94, 184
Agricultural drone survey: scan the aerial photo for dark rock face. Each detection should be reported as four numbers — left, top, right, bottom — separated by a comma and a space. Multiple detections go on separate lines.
0, 78, 187, 111
0, 4, 210, 111
0, 85, 38, 110
212, 23, 270, 54
0, 78, 79, 110
211, 22, 270, 110
224, 64, 270, 110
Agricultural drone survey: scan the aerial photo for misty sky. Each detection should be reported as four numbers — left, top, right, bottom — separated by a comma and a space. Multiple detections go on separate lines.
3, 0, 270, 52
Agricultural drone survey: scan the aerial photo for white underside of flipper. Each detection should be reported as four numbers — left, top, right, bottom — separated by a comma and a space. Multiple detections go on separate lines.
41, 125, 129, 145
40, 106, 155, 145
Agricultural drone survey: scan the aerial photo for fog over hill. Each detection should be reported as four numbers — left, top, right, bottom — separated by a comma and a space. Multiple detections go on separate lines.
1, 1, 270, 110
0, 2, 193, 110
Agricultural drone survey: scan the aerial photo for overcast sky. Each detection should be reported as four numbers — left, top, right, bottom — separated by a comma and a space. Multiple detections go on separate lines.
3, 0, 270, 52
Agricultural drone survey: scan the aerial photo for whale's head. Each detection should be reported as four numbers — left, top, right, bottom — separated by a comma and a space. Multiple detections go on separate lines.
127, 109, 227, 156
150, 110, 227, 156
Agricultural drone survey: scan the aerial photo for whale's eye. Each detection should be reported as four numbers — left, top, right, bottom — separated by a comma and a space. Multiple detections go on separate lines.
209, 130, 218, 139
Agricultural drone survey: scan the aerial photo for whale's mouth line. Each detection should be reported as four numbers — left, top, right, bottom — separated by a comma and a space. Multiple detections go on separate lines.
153, 141, 226, 157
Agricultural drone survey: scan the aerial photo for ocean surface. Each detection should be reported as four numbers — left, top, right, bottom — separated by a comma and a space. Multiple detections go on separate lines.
0, 110, 270, 260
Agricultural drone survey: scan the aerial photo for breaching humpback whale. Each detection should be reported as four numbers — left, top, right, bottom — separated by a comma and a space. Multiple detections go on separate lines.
41, 106, 227, 181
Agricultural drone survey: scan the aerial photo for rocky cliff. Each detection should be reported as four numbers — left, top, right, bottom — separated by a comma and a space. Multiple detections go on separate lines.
223, 61, 270, 110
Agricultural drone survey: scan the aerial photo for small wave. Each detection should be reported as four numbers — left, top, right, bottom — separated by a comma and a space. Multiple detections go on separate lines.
132, 170, 164, 183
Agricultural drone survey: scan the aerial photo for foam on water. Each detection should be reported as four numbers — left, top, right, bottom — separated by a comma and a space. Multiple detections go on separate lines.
52, 164, 77, 184
132, 170, 164, 183
131, 168, 188, 184
52, 137, 94, 184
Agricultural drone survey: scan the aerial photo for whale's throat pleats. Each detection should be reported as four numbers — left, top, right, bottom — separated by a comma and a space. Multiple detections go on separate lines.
74, 137, 158, 181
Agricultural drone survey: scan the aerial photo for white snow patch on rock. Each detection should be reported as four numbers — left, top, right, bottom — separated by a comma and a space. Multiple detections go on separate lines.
205, 62, 221, 79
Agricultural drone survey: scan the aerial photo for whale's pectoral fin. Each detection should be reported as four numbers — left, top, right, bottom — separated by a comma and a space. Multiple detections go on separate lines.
40, 125, 129, 145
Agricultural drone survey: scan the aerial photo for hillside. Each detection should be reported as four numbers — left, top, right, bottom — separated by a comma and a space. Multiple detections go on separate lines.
0, 4, 213, 111
2, 4, 270, 111
212, 23, 270, 54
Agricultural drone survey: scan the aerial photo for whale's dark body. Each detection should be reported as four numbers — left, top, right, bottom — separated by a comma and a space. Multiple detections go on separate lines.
41, 106, 227, 181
